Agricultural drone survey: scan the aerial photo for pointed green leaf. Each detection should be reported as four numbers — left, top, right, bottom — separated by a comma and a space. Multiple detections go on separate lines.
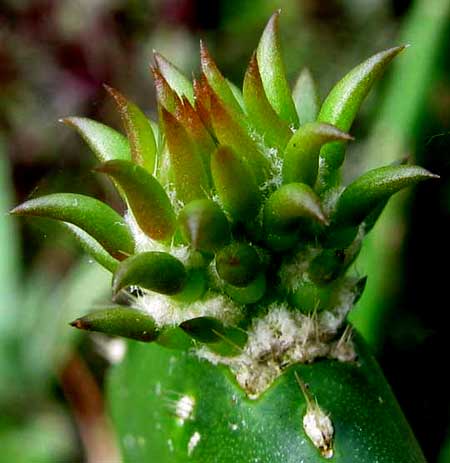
179, 316, 225, 343
175, 96, 216, 171
210, 92, 270, 185
333, 165, 437, 226
293, 68, 320, 126
226, 79, 246, 112
11, 193, 134, 259
156, 326, 195, 350
112, 251, 187, 296
256, 11, 299, 127
70, 306, 159, 342
211, 146, 261, 222
96, 160, 176, 242
200, 40, 243, 117
105, 85, 157, 173
243, 53, 292, 151
317, 46, 406, 190
61, 117, 131, 162
178, 199, 230, 253
154, 52, 195, 104
193, 74, 213, 132
263, 183, 327, 250
63, 223, 119, 273
151, 66, 182, 114
216, 242, 261, 287
283, 122, 352, 186
160, 107, 210, 203
224, 272, 266, 304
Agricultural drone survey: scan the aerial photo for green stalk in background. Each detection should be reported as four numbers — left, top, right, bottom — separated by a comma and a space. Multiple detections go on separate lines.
349, 0, 450, 349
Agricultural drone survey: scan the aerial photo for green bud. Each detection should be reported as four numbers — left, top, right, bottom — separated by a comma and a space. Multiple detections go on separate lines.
112, 252, 187, 296
263, 183, 327, 250
178, 199, 230, 253
216, 243, 260, 287
70, 306, 159, 342
290, 281, 333, 314
224, 272, 266, 304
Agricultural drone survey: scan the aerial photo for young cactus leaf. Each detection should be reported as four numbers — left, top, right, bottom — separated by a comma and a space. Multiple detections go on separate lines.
210, 146, 261, 222
256, 11, 299, 127
170, 269, 207, 303
224, 272, 266, 304
112, 251, 187, 296
193, 74, 213, 132
283, 122, 352, 186
70, 306, 159, 342
179, 316, 226, 343
175, 96, 216, 170
178, 199, 231, 253
209, 92, 270, 185
151, 66, 182, 114
61, 117, 131, 162
208, 325, 248, 357
200, 40, 243, 118
290, 281, 332, 313
104, 85, 157, 173
317, 46, 405, 189
11, 193, 134, 259
226, 79, 246, 112
160, 107, 210, 203
263, 183, 327, 248
153, 52, 195, 105
63, 223, 119, 273
293, 68, 320, 126
333, 165, 437, 226
216, 242, 261, 287
95, 160, 176, 242
243, 53, 292, 151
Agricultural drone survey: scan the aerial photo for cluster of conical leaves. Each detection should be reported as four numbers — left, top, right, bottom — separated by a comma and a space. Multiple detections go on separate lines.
12, 12, 436, 351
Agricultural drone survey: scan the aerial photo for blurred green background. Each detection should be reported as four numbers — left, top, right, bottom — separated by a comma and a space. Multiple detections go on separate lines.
1, 0, 449, 461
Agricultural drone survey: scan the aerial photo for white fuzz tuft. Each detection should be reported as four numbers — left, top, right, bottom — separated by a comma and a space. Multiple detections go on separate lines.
187, 431, 201, 456
196, 298, 356, 398
134, 291, 242, 328
175, 395, 195, 424
303, 405, 334, 459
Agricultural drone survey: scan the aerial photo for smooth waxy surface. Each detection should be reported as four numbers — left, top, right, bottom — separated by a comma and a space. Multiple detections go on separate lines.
108, 333, 425, 462
10, 193, 134, 259
71, 307, 158, 342
112, 252, 187, 296
96, 160, 176, 242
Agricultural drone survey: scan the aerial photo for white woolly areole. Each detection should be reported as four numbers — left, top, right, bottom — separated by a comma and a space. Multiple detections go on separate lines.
196, 280, 357, 398
303, 404, 334, 459
134, 291, 242, 328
